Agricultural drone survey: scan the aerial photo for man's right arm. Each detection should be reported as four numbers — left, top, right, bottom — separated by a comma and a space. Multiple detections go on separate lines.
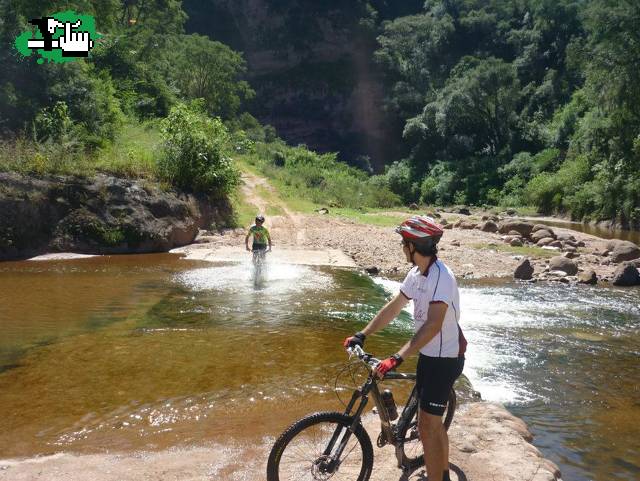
360, 292, 409, 337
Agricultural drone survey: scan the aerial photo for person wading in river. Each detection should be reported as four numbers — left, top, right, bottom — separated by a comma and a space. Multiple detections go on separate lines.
343, 215, 466, 481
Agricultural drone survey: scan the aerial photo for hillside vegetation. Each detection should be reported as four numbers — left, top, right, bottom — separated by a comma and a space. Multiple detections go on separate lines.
1, 1, 639, 229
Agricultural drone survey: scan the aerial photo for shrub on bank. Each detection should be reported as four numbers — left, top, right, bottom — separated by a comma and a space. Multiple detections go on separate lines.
158, 101, 240, 196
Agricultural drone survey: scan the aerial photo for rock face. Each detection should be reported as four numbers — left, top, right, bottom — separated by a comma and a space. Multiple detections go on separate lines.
183, 1, 418, 170
607, 240, 640, 263
514, 259, 534, 280
612, 263, 640, 286
498, 221, 534, 237
0, 172, 231, 261
549, 256, 578, 275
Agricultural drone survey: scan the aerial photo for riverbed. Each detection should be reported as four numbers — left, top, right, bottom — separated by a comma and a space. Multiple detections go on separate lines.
0, 254, 638, 481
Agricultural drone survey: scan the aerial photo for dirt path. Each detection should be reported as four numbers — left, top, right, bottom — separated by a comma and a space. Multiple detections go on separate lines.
240, 171, 307, 244
176, 171, 530, 277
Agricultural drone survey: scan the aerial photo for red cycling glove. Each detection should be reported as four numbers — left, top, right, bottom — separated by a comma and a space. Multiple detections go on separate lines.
375, 354, 404, 377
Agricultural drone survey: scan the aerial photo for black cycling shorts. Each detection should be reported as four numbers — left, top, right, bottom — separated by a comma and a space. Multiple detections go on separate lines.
252, 243, 267, 251
416, 354, 464, 416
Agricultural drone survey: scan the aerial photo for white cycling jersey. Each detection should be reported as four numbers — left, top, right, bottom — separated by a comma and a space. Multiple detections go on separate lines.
400, 258, 466, 358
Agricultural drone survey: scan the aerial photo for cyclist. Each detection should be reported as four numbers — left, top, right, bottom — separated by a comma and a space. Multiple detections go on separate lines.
343, 215, 466, 481
245, 214, 272, 256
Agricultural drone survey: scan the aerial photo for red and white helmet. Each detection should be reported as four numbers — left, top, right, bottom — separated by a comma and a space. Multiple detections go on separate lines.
395, 216, 443, 243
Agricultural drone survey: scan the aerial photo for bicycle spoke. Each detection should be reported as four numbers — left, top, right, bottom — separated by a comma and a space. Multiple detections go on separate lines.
277, 420, 365, 481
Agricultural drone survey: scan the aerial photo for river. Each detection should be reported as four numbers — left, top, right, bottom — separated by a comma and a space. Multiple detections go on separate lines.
0, 254, 638, 481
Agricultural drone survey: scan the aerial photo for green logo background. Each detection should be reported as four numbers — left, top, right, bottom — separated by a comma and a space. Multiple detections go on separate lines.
14, 10, 100, 64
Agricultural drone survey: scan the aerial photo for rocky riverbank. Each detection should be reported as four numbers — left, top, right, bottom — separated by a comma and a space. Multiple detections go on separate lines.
188, 208, 640, 287
0, 402, 561, 481
0, 172, 233, 261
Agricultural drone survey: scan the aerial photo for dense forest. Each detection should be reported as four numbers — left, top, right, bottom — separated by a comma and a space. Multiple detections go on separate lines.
1, 1, 638, 227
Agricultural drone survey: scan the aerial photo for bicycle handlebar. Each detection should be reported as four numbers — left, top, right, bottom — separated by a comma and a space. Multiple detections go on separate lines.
346, 345, 417, 381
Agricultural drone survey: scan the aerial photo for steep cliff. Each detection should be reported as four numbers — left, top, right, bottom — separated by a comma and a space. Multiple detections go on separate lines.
183, 0, 422, 171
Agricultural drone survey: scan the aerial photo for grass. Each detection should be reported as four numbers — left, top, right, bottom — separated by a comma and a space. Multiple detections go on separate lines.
93, 121, 161, 178
328, 208, 410, 227
0, 120, 162, 179
472, 242, 558, 258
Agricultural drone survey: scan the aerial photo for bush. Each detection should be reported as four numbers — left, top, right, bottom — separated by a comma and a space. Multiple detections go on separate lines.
158, 101, 239, 195
385, 160, 419, 203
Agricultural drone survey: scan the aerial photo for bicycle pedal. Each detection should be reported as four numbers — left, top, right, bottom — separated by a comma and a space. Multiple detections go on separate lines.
376, 432, 387, 448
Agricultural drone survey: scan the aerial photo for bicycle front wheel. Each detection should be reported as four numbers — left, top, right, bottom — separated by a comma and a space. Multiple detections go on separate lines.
267, 411, 374, 481
398, 388, 457, 468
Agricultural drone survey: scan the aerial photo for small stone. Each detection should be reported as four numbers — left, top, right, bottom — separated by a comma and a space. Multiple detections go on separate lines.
459, 441, 477, 453
365, 266, 379, 275
510, 238, 523, 247
577, 269, 598, 285
451, 240, 460, 247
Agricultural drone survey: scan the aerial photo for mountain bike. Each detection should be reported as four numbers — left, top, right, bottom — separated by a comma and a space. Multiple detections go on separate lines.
266, 345, 456, 480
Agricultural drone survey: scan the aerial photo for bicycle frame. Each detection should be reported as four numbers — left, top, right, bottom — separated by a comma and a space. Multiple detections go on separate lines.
335, 369, 420, 473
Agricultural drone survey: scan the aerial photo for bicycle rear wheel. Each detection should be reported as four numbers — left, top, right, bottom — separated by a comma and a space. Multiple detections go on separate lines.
398, 388, 457, 469
267, 411, 373, 481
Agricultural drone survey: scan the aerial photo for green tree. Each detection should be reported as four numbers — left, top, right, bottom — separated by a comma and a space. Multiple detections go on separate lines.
165, 34, 254, 119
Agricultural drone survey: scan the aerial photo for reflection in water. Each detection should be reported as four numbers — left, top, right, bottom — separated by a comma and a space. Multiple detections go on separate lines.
0, 255, 638, 481
531, 218, 640, 244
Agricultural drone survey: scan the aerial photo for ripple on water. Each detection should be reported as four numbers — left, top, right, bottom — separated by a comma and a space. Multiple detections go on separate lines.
174, 262, 335, 296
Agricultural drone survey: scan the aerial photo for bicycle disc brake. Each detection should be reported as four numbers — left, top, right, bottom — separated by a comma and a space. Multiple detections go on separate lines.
311, 455, 337, 481
376, 432, 387, 448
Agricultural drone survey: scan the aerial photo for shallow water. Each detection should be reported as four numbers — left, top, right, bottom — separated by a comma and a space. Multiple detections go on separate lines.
0, 254, 638, 481
530, 218, 640, 244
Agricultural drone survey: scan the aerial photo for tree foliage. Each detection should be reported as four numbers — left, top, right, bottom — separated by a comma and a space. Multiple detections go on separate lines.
374, 0, 639, 226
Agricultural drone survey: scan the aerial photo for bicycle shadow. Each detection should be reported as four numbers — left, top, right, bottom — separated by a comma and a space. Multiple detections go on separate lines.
399, 463, 467, 481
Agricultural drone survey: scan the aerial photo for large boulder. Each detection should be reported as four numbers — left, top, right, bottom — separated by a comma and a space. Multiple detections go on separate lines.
460, 220, 477, 229
480, 221, 499, 233
531, 229, 555, 242
556, 233, 576, 242
612, 263, 640, 286
608, 240, 640, 263
514, 259, 534, 280
531, 224, 551, 233
536, 237, 555, 247
549, 256, 578, 276
498, 221, 534, 237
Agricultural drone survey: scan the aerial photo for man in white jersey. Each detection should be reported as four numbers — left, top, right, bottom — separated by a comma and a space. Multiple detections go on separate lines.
344, 215, 466, 481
